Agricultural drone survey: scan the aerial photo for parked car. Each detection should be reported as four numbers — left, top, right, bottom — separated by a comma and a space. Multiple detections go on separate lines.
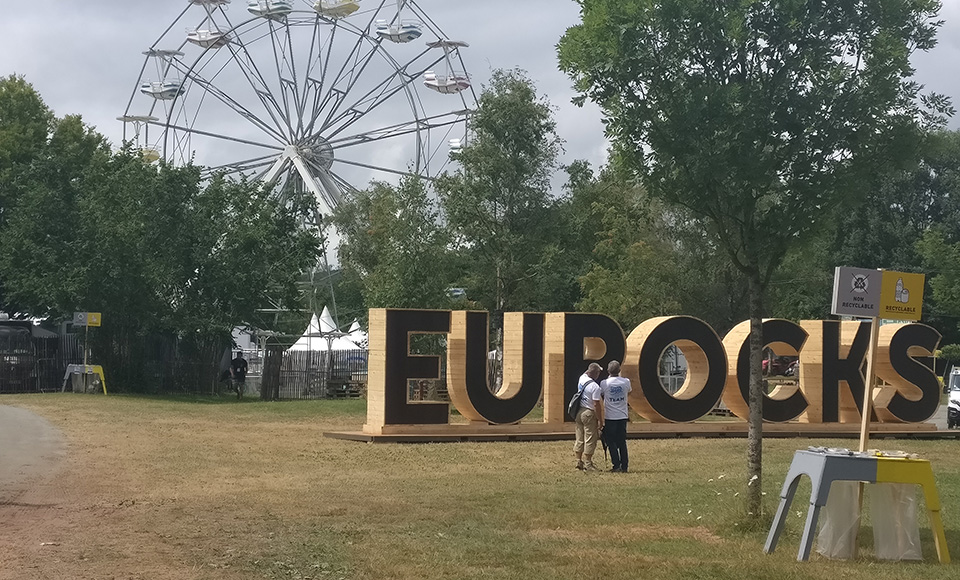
947, 368, 960, 429
762, 356, 798, 377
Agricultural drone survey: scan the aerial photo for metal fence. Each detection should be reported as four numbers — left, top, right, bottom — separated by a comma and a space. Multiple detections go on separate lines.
274, 349, 368, 399
0, 330, 375, 398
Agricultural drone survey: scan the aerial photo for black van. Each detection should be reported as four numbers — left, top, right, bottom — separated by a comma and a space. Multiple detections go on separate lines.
0, 322, 36, 393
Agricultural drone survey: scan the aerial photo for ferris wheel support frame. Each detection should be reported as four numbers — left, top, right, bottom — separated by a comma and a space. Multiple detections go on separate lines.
123, 1, 478, 320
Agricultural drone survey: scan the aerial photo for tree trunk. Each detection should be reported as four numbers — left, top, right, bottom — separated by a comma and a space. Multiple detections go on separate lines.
260, 344, 283, 401
746, 269, 764, 518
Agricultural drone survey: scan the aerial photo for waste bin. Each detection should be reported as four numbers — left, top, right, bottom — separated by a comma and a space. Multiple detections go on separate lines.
871, 483, 922, 560
62, 364, 107, 394
812, 451, 922, 561
816, 480, 860, 559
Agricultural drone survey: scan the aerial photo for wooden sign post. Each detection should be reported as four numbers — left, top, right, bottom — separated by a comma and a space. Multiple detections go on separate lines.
858, 319, 880, 452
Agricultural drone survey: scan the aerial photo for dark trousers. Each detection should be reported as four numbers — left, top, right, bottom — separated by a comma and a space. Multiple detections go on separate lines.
603, 419, 629, 470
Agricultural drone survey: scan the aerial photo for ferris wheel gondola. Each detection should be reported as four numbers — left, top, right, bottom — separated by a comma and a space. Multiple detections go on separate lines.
139, 49, 186, 100
187, 0, 232, 47
375, 0, 422, 43
116, 114, 162, 161
314, 0, 361, 19
247, 0, 295, 19
423, 40, 470, 94
186, 28, 230, 48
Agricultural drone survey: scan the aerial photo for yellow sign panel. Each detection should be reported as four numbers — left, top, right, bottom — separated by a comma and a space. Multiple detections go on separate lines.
87, 312, 102, 327
879, 271, 924, 321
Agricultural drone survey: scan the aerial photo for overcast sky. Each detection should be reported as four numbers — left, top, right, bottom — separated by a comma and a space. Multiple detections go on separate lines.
2, 0, 958, 185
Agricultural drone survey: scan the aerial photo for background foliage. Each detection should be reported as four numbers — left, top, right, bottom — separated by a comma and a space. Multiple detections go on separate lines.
0, 75, 320, 390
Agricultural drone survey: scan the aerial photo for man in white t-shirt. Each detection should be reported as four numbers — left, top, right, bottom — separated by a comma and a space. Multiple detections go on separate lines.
574, 362, 604, 472
600, 360, 631, 472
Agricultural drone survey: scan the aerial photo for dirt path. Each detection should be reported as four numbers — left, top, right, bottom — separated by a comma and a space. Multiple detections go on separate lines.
0, 401, 252, 580
0, 404, 65, 501
0, 405, 68, 579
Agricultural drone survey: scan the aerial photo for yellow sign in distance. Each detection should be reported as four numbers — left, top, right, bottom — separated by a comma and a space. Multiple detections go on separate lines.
87, 312, 102, 327
878, 271, 924, 321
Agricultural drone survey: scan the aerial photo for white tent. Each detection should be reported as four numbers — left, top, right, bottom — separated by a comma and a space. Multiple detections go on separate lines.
288, 306, 362, 351
346, 319, 369, 349
317, 305, 337, 334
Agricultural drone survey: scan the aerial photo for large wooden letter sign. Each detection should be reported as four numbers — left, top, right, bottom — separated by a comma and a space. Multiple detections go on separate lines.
365, 309, 450, 431
363, 309, 941, 435
446, 311, 543, 424
626, 316, 727, 423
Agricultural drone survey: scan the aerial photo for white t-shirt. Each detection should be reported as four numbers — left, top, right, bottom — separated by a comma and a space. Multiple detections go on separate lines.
577, 373, 602, 412
600, 376, 632, 420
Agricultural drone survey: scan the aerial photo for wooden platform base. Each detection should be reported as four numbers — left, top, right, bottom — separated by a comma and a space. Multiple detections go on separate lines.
325, 422, 960, 444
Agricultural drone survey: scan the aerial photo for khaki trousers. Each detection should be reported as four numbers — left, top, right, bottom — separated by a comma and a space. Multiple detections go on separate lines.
574, 407, 599, 455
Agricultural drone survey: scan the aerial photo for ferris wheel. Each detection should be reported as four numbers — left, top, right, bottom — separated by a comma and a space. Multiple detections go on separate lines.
120, 0, 476, 222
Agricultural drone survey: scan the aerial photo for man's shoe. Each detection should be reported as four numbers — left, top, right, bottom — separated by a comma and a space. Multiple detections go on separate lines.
619, 467, 628, 473
583, 463, 599, 472
576, 461, 584, 471
609, 467, 622, 473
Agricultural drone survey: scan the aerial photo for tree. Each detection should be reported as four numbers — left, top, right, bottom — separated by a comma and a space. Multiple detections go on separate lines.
764, 234, 835, 320
0, 75, 58, 311
559, 0, 950, 516
2, 143, 317, 329
0, 75, 53, 200
0, 116, 111, 316
0, 118, 319, 390
766, 129, 960, 332
435, 69, 567, 342
919, 229, 960, 321
569, 162, 751, 332
921, 131, 960, 243
332, 176, 457, 314
938, 344, 960, 374
833, 130, 959, 267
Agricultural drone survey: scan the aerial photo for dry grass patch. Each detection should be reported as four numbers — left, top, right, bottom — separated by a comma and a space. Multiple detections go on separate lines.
532, 524, 725, 545
1, 394, 959, 580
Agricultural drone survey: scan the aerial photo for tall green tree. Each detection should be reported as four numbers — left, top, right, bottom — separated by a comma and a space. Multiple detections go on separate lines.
570, 163, 751, 332
920, 228, 960, 325
435, 69, 567, 340
0, 75, 53, 201
2, 145, 317, 334
4, 115, 110, 311
768, 129, 960, 329
833, 130, 960, 268
332, 176, 457, 315
559, 0, 950, 516
0, 79, 320, 390
0, 75, 58, 311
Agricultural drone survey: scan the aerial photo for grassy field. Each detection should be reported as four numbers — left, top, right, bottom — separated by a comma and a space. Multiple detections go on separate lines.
2, 394, 959, 580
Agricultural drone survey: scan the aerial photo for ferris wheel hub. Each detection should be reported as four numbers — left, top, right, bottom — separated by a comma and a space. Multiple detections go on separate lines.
300, 139, 334, 171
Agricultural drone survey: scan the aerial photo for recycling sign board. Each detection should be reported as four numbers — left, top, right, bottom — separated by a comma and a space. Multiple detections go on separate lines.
832, 267, 880, 318
832, 268, 924, 320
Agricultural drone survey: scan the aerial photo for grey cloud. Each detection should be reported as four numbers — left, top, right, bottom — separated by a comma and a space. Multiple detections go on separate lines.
1, 0, 956, 181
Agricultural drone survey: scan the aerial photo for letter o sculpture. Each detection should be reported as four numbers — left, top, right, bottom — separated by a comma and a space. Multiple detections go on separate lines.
624, 316, 727, 422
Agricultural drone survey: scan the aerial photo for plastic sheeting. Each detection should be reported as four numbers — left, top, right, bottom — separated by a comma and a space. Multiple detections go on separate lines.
816, 481, 923, 561
871, 483, 922, 561
816, 480, 860, 559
